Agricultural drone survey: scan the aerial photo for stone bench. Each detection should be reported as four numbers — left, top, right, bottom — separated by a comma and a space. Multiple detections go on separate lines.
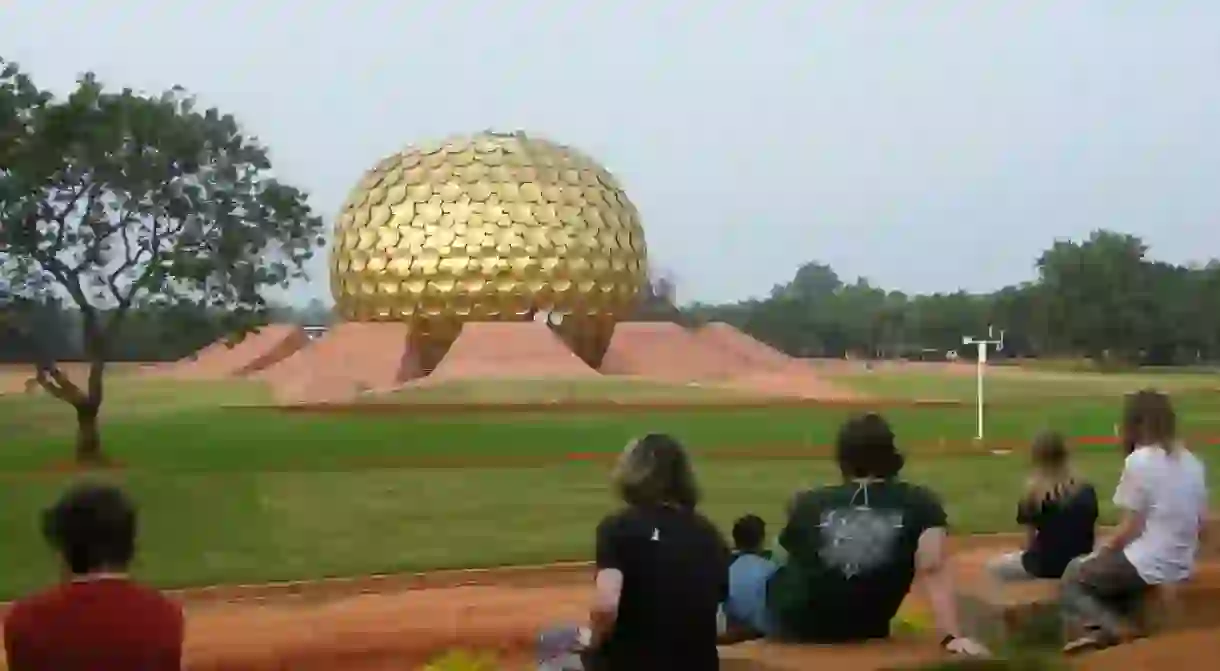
953, 550, 1220, 646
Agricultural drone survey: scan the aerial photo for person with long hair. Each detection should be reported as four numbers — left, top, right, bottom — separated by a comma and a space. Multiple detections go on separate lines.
987, 431, 1098, 584
717, 413, 989, 657
538, 434, 731, 670
1061, 390, 1209, 654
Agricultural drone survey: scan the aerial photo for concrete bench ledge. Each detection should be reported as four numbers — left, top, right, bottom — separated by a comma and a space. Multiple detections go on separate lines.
952, 546, 1220, 644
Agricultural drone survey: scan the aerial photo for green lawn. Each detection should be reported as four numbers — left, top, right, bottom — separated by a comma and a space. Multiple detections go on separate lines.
0, 451, 1181, 601
0, 368, 1217, 601
6, 393, 1220, 473
377, 377, 754, 403
820, 366, 1220, 401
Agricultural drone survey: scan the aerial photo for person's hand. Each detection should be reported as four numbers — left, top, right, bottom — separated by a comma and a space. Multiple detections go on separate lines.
945, 636, 990, 657
538, 626, 592, 657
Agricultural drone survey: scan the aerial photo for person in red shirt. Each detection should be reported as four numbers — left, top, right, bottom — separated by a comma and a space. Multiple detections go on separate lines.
3, 482, 184, 671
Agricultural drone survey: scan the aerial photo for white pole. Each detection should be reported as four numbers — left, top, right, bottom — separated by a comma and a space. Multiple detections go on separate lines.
976, 341, 987, 440
963, 327, 1002, 444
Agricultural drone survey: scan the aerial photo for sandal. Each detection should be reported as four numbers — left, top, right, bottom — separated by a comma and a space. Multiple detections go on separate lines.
1063, 631, 1122, 655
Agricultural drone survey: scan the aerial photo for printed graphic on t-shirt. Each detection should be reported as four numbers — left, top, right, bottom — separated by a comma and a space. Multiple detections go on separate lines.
817, 506, 905, 578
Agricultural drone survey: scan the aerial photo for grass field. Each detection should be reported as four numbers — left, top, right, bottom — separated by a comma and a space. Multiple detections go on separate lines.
378, 376, 754, 403
0, 365, 1217, 601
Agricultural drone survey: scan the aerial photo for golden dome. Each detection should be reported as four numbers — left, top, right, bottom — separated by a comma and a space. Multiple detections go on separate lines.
330, 131, 649, 370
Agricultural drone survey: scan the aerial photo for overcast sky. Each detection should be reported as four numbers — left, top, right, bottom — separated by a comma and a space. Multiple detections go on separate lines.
3, 2, 1217, 305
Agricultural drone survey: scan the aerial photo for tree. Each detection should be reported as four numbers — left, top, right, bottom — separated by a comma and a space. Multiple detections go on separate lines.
0, 59, 324, 463
1035, 230, 1153, 361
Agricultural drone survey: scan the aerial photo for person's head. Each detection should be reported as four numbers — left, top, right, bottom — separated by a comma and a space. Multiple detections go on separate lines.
1120, 389, 1177, 455
731, 514, 767, 553
1024, 431, 1080, 504
41, 482, 137, 576
610, 433, 699, 509
835, 413, 904, 481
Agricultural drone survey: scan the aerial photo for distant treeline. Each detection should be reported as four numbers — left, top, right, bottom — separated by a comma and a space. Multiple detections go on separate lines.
684, 230, 1220, 366
5, 229, 1217, 367
0, 300, 336, 363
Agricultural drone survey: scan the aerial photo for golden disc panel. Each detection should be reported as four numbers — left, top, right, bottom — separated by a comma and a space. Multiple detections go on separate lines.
330, 131, 649, 369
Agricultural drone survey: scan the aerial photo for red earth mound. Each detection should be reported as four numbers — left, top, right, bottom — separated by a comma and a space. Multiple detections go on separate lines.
601, 321, 747, 382
694, 322, 796, 371
151, 325, 310, 380
256, 323, 420, 403
692, 323, 863, 400
418, 321, 598, 383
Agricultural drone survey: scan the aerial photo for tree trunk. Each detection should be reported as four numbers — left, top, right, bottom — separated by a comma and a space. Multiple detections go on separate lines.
74, 402, 103, 465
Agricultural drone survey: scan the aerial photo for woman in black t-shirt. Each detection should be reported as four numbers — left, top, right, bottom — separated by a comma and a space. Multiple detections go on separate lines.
539, 434, 731, 671
986, 431, 1098, 583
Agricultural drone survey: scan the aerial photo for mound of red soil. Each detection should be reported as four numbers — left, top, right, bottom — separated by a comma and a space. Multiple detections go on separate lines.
601, 322, 747, 382
420, 321, 598, 382
257, 323, 419, 403
694, 322, 796, 371
150, 325, 310, 380
690, 323, 863, 400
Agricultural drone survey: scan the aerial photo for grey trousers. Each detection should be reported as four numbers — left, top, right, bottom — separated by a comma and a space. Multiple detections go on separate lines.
1060, 550, 1149, 638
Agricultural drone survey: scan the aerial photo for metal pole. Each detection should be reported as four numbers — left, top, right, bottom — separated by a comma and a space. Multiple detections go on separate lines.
976, 342, 985, 440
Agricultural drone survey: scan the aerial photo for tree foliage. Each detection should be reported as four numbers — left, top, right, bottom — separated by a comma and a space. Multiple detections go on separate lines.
690, 229, 1220, 366
0, 58, 324, 462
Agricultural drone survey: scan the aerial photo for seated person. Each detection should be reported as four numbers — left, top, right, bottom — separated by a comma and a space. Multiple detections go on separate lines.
3, 482, 184, 671
723, 514, 779, 639
987, 431, 1098, 585
731, 514, 774, 562
538, 434, 731, 671
722, 413, 989, 657
1061, 390, 1209, 653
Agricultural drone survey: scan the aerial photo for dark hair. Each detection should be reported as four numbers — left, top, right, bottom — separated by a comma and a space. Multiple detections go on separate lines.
611, 433, 700, 509
731, 514, 766, 552
1121, 389, 1177, 455
836, 413, 905, 479
42, 482, 137, 575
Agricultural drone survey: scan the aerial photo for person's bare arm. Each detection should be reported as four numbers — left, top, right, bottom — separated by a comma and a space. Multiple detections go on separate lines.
916, 527, 964, 640
1098, 509, 1146, 553
588, 568, 623, 646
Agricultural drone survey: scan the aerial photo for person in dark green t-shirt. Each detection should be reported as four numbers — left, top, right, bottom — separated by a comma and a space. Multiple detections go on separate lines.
722, 413, 989, 657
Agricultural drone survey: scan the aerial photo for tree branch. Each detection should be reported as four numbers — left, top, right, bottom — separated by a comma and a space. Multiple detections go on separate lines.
35, 365, 85, 404
49, 181, 94, 254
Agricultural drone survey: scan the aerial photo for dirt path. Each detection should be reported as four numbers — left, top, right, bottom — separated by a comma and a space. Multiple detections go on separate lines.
0, 534, 1010, 670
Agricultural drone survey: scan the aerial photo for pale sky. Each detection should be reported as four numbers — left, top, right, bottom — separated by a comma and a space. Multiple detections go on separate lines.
3, 2, 1217, 305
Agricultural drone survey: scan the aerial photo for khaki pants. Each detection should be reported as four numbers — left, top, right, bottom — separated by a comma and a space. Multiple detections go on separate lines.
1059, 550, 1150, 639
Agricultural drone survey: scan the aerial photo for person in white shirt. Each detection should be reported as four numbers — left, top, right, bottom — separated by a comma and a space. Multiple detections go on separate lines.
1060, 390, 1209, 654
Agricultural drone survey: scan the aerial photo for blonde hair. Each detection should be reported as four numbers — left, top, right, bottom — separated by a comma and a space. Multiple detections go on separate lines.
610, 434, 699, 509
1022, 431, 1082, 507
